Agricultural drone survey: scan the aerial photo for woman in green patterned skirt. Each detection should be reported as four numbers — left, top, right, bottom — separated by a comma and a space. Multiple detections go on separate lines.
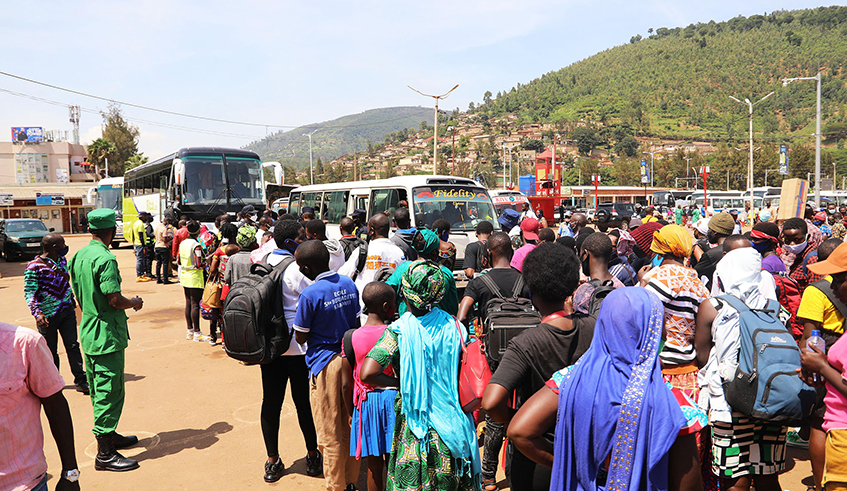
360, 259, 481, 491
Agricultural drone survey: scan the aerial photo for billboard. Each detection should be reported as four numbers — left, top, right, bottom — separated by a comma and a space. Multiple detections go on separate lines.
15, 153, 49, 183
640, 159, 649, 184
11, 127, 44, 143
35, 193, 64, 206
0, 193, 13, 206
779, 144, 789, 175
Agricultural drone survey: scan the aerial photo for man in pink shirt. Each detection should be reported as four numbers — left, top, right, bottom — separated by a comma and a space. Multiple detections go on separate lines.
0, 322, 80, 491
510, 218, 540, 272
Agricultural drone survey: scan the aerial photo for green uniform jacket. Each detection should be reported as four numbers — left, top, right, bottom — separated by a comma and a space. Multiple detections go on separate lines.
69, 240, 129, 355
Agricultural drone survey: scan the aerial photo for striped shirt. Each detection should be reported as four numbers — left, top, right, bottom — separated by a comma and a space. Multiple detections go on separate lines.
644, 264, 710, 366
23, 256, 75, 319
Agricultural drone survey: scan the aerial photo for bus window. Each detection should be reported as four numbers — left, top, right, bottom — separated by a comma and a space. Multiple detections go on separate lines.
324, 191, 349, 223
370, 189, 407, 218
289, 192, 301, 215
412, 186, 497, 231
183, 156, 226, 204
301, 192, 318, 213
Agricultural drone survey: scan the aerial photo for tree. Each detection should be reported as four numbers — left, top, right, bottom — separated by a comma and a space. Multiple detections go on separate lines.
381, 160, 398, 179
86, 138, 117, 175
125, 153, 148, 171
612, 157, 640, 186
483, 91, 493, 105
315, 157, 325, 183
100, 104, 140, 176
573, 127, 601, 156
521, 139, 545, 152
614, 136, 639, 157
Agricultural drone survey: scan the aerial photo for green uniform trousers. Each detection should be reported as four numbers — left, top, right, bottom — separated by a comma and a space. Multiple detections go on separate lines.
84, 350, 125, 436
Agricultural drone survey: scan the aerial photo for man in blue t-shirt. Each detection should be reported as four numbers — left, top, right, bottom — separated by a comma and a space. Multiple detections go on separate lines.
293, 240, 360, 491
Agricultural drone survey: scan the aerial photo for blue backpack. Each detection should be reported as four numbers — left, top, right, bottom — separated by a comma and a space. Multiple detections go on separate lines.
718, 294, 815, 425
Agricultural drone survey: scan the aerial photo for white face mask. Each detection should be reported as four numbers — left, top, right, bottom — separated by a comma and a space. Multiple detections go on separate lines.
784, 240, 808, 255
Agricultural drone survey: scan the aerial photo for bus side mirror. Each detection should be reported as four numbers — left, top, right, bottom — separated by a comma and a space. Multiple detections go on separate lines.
173, 159, 185, 185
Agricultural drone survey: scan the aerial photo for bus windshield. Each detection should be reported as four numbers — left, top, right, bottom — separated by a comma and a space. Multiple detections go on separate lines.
97, 185, 123, 211
412, 186, 497, 231
226, 157, 264, 204
182, 155, 264, 206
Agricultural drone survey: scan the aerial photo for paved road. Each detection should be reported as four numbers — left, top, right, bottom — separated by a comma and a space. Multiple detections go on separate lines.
0, 235, 813, 490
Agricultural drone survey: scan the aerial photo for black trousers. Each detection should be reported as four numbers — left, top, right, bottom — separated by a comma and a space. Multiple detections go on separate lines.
38, 307, 87, 386
260, 355, 318, 457
155, 247, 171, 281
183, 287, 202, 332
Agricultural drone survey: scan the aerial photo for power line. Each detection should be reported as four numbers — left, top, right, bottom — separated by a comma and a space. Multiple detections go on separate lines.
0, 70, 432, 129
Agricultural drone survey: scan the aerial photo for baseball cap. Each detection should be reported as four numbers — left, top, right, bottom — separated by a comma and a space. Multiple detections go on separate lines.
808, 242, 847, 276
88, 208, 117, 230
241, 205, 256, 215
520, 218, 540, 241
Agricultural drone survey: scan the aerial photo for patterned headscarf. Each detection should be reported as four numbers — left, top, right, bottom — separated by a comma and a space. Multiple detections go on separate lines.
236, 225, 257, 248
400, 260, 445, 311
650, 224, 693, 258
413, 228, 440, 255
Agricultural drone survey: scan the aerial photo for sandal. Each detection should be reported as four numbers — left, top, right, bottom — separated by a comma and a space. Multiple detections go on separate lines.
482, 479, 498, 491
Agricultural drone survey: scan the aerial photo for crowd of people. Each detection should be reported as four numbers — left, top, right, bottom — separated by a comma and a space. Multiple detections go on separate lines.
10, 197, 847, 491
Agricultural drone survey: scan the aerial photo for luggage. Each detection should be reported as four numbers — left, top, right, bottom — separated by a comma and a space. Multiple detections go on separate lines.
479, 274, 541, 362
222, 256, 295, 364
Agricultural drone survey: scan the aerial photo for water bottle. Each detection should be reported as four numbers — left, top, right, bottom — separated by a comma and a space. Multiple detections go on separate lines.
807, 330, 827, 383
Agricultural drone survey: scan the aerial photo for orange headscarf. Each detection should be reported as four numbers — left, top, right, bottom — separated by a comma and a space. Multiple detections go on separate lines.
650, 224, 692, 258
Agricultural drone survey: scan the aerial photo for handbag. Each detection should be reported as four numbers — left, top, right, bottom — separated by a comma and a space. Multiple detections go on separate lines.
202, 274, 223, 309
455, 318, 492, 413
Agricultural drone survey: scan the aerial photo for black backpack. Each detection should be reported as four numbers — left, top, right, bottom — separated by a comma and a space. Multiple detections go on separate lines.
222, 255, 295, 364
479, 274, 541, 362
340, 236, 366, 261
586, 278, 616, 316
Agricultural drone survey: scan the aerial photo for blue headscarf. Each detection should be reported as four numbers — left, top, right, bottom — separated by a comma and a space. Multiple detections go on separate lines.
550, 288, 686, 491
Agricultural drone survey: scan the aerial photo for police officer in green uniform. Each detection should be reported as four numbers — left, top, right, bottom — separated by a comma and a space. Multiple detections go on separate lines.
68, 208, 144, 472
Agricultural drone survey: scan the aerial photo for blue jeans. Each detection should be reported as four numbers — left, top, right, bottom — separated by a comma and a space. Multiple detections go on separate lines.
31, 474, 47, 491
134, 245, 145, 277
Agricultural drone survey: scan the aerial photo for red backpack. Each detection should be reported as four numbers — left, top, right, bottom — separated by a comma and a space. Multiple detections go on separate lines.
772, 273, 803, 337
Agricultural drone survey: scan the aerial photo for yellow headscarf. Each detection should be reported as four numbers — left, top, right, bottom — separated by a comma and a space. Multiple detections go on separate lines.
650, 224, 692, 258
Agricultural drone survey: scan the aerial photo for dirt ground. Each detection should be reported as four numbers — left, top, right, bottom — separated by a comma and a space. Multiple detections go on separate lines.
1, 234, 813, 490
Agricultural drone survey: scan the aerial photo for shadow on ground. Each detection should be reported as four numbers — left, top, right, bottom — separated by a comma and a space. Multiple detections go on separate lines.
133, 421, 234, 462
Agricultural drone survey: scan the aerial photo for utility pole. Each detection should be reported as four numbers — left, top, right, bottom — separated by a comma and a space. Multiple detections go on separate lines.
68, 106, 80, 145
408, 84, 459, 175
643, 150, 659, 187
729, 91, 775, 204
684, 156, 692, 189
303, 129, 318, 185
783, 73, 822, 206
449, 126, 456, 176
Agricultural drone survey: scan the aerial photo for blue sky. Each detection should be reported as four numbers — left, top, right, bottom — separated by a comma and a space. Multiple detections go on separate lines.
0, 0, 835, 159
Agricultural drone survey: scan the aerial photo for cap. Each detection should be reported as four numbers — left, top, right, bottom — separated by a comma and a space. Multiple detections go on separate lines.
498, 208, 520, 230
87, 208, 117, 230
629, 217, 643, 229
186, 221, 201, 234
815, 211, 827, 221
241, 205, 256, 215
352, 209, 366, 219
520, 218, 540, 241
709, 212, 735, 235
758, 210, 771, 222
302, 206, 315, 214
808, 242, 847, 276
694, 217, 710, 235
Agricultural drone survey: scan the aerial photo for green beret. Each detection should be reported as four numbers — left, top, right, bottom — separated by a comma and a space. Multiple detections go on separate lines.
88, 208, 117, 230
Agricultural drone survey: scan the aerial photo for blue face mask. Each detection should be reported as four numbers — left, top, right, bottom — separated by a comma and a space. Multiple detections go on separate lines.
651, 254, 664, 268
751, 240, 770, 253
57, 246, 69, 257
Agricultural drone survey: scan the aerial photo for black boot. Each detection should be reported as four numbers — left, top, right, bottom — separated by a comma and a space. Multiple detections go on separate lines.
95, 433, 140, 472
112, 432, 139, 449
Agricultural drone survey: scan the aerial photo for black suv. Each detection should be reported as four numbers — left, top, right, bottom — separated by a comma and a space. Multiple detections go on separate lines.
594, 202, 636, 230
0, 219, 52, 261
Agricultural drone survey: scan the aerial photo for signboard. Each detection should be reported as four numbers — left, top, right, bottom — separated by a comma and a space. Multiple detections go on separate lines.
15, 153, 49, 183
779, 144, 789, 175
561, 186, 573, 197
640, 159, 649, 184
11, 127, 44, 143
35, 193, 64, 206
491, 195, 529, 205
582, 189, 592, 196
0, 193, 13, 206
55, 168, 69, 183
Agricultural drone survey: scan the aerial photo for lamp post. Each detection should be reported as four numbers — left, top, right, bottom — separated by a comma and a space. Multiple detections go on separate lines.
642, 150, 659, 187
729, 91, 775, 205
764, 168, 779, 187
592, 175, 601, 209
700, 166, 710, 217
408, 84, 459, 175
448, 126, 456, 176
303, 129, 318, 185
684, 156, 692, 189
783, 73, 821, 206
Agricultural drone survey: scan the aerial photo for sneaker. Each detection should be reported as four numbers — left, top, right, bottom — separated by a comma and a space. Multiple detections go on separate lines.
186, 330, 194, 340
135, 276, 150, 283
194, 332, 210, 342
263, 458, 285, 483
786, 430, 809, 449
306, 451, 323, 477
209, 338, 219, 346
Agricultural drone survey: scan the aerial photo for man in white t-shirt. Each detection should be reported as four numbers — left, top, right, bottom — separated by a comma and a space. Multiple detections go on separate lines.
519, 203, 537, 222
339, 213, 406, 318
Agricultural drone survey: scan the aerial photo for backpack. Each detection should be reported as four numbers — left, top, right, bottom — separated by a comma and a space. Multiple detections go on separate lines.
772, 274, 804, 338
351, 244, 369, 282
586, 278, 616, 316
718, 294, 815, 425
222, 255, 296, 365
340, 236, 365, 261
478, 274, 541, 362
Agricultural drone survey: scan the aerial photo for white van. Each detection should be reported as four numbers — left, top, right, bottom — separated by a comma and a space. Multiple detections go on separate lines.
489, 189, 530, 215
287, 176, 499, 284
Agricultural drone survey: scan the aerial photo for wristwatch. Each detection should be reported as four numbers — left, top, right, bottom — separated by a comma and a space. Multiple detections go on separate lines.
62, 469, 80, 482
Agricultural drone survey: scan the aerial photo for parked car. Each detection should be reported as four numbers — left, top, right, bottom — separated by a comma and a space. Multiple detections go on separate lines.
594, 202, 636, 229
0, 219, 53, 261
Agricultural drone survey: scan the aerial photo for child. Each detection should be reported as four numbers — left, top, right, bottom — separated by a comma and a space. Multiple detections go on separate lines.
341, 282, 398, 491
293, 240, 361, 491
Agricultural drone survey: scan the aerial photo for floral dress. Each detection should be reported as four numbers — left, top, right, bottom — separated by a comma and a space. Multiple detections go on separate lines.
367, 328, 477, 491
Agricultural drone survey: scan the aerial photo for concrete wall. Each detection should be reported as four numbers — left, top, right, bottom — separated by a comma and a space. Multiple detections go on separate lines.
0, 141, 92, 185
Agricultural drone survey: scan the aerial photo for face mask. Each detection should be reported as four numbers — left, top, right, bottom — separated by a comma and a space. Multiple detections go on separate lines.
751, 241, 770, 253
581, 255, 591, 277
651, 254, 664, 268
284, 238, 300, 251
784, 240, 808, 255
57, 246, 69, 257
813, 220, 823, 226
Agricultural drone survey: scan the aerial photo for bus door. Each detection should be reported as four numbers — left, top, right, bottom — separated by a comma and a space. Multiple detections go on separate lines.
370, 188, 407, 220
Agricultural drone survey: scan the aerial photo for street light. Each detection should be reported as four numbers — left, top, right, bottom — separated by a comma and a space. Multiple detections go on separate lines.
684, 156, 692, 189
303, 129, 319, 185
642, 150, 659, 187
729, 91, 775, 203
764, 168, 779, 187
783, 73, 822, 206
408, 84, 459, 175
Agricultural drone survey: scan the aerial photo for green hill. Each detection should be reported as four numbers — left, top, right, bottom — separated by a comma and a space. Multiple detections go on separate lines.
244, 107, 430, 169
474, 6, 847, 143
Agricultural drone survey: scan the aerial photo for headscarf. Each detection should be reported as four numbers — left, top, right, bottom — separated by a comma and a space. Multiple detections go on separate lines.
413, 228, 440, 255
236, 225, 257, 248
616, 229, 636, 258
713, 247, 776, 302
400, 260, 445, 311
650, 224, 692, 258
551, 288, 685, 491
629, 221, 663, 256
693, 217, 710, 236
